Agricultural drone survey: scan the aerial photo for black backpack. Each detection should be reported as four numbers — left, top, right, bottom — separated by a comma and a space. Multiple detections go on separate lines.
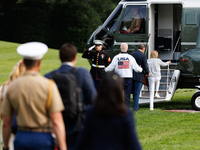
51, 68, 84, 131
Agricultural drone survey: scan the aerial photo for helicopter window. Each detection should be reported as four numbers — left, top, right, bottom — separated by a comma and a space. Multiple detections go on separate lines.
104, 4, 123, 33
94, 30, 114, 50
120, 5, 146, 34
186, 12, 197, 25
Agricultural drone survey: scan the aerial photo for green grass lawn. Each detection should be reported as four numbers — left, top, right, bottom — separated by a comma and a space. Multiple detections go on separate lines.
134, 90, 200, 150
1, 41, 200, 150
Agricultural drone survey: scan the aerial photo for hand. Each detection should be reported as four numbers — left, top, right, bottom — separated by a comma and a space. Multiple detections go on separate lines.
125, 28, 131, 33
148, 73, 151, 77
88, 45, 95, 51
168, 61, 171, 64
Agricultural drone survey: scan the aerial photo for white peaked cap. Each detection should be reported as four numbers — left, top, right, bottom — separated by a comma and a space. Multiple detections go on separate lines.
94, 40, 103, 45
17, 42, 48, 60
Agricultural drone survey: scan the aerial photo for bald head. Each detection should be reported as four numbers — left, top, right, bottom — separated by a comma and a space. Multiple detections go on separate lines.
120, 43, 128, 52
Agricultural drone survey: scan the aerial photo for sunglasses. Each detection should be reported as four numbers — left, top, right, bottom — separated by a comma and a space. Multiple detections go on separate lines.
95, 44, 102, 46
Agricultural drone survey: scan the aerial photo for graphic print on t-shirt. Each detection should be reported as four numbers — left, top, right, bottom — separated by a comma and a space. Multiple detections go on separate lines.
118, 61, 129, 69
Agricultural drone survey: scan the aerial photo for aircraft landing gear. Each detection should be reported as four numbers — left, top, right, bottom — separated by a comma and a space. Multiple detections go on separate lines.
191, 92, 200, 111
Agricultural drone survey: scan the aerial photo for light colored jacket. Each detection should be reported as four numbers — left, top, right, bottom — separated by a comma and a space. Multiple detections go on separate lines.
147, 58, 169, 78
105, 53, 142, 78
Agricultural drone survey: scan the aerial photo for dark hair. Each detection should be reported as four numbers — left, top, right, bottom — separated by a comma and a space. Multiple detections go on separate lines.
60, 43, 77, 62
138, 43, 146, 50
23, 59, 40, 69
94, 72, 127, 118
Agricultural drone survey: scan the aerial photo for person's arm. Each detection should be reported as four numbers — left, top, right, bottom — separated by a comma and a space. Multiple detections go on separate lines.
130, 18, 141, 33
131, 57, 143, 73
130, 26, 140, 33
82, 46, 95, 59
105, 56, 116, 72
44, 72, 53, 79
126, 27, 139, 34
2, 115, 13, 149
50, 111, 67, 150
159, 59, 171, 66
104, 53, 111, 67
81, 69, 97, 104
127, 18, 141, 33
142, 55, 150, 74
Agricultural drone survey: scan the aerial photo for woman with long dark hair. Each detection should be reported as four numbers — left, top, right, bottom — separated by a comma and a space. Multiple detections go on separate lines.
76, 72, 142, 150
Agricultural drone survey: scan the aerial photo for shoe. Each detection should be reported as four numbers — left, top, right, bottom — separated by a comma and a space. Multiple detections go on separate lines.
155, 93, 160, 98
150, 107, 154, 110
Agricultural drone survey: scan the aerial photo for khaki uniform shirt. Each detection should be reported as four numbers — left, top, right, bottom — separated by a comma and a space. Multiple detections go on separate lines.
130, 18, 141, 31
1, 71, 64, 128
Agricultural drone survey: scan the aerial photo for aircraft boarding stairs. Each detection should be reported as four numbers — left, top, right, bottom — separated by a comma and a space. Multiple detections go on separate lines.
138, 68, 180, 104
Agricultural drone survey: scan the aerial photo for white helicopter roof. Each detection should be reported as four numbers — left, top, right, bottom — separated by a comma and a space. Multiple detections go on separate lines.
120, 0, 200, 8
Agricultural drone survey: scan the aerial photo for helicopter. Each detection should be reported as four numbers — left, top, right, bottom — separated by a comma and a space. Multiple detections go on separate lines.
85, 0, 200, 110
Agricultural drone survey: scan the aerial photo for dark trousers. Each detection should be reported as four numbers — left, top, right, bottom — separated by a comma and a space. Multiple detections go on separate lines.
124, 78, 132, 108
132, 80, 143, 111
14, 131, 54, 150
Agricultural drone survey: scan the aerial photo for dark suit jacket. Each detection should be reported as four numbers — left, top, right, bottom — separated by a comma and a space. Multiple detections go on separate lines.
76, 107, 142, 150
130, 50, 149, 82
44, 64, 97, 140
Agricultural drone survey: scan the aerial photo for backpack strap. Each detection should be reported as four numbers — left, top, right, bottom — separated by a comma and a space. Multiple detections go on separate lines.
51, 67, 84, 132
47, 79, 54, 112
71, 68, 84, 131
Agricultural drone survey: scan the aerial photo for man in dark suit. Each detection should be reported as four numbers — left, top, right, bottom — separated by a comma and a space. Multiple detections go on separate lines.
130, 43, 150, 111
44, 43, 97, 150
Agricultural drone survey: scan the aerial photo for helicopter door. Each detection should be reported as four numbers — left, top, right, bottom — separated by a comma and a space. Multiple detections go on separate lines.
149, 4, 182, 62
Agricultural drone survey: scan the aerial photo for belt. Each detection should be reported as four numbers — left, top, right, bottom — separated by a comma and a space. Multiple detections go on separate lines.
18, 126, 53, 133
92, 64, 105, 68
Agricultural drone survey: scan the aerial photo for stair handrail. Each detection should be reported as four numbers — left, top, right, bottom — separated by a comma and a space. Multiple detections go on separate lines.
169, 33, 181, 61
167, 65, 170, 94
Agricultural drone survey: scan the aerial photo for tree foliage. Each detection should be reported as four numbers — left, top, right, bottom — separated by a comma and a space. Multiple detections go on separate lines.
49, 2, 101, 51
0, 0, 120, 51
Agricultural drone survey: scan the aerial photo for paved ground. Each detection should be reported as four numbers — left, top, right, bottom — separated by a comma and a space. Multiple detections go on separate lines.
164, 109, 200, 113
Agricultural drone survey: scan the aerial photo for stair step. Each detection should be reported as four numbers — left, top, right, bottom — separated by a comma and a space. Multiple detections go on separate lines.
139, 69, 180, 104
142, 89, 168, 92
140, 69, 176, 98
141, 91, 167, 97
140, 96, 166, 99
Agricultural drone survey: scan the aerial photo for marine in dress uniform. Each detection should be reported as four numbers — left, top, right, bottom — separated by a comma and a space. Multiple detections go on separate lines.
1, 42, 67, 150
82, 40, 111, 90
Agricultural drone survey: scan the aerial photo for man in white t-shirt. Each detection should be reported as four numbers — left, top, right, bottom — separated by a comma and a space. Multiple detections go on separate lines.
105, 43, 142, 108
